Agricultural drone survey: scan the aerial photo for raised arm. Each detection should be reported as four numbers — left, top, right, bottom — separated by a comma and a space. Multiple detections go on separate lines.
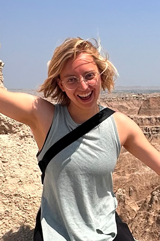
0, 88, 55, 150
114, 112, 160, 175
0, 88, 38, 126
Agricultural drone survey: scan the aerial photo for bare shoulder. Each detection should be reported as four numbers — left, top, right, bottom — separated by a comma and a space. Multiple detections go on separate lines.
112, 111, 142, 146
113, 111, 135, 130
32, 97, 55, 126
113, 111, 140, 129
113, 111, 160, 175
113, 111, 132, 122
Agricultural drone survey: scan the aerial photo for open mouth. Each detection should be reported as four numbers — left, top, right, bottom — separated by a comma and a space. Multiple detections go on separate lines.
78, 91, 93, 100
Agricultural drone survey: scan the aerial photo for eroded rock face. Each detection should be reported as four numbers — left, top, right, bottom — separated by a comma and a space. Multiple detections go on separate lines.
100, 93, 160, 116
138, 96, 160, 116
100, 93, 147, 115
100, 93, 160, 140
0, 93, 160, 241
0, 60, 6, 89
113, 149, 160, 241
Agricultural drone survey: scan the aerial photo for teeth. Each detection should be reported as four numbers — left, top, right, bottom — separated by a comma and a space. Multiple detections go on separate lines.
78, 92, 91, 98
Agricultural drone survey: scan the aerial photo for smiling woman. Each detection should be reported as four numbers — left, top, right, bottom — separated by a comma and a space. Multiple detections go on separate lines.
39, 38, 118, 106
56, 52, 102, 122
0, 37, 160, 241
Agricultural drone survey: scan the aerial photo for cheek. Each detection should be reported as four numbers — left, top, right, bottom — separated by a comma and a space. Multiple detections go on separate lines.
64, 89, 75, 99
94, 76, 102, 90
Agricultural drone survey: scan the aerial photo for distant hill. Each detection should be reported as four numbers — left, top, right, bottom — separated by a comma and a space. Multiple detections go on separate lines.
9, 87, 160, 95
113, 86, 160, 94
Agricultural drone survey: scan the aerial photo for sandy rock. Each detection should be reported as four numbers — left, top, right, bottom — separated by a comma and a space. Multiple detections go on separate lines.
138, 96, 160, 116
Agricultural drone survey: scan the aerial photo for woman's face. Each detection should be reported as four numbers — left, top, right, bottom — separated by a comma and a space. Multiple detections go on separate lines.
58, 53, 101, 112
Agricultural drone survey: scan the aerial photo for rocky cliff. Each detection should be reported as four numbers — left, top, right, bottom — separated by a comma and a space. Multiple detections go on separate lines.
0, 93, 160, 241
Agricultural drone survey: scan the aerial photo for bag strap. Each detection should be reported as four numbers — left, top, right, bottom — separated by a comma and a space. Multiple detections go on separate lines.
39, 107, 115, 183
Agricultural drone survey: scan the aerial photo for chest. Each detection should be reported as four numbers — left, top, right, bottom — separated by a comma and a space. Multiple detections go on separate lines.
45, 128, 119, 182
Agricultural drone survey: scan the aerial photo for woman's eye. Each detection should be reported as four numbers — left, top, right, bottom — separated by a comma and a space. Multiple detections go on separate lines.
67, 77, 77, 83
85, 72, 95, 80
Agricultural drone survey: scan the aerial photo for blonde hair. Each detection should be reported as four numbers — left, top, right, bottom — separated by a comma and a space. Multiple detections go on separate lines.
38, 37, 118, 105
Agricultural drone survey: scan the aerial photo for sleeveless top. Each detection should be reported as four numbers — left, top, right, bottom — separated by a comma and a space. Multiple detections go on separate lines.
37, 104, 121, 241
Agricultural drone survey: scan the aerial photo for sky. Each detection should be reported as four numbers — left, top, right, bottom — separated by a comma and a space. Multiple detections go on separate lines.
0, 0, 160, 89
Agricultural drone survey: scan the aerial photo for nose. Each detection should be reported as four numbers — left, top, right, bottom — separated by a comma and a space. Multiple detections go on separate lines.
78, 78, 88, 90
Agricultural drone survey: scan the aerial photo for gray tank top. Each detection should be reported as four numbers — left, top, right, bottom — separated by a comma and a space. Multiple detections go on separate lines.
37, 104, 121, 241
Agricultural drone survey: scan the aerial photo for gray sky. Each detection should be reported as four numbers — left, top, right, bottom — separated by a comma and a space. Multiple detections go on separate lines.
0, 0, 160, 89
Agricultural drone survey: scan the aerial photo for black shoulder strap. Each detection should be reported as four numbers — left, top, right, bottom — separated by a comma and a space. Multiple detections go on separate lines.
39, 107, 115, 183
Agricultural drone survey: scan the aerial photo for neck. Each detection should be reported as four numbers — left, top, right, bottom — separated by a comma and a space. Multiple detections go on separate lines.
67, 104, 99, 124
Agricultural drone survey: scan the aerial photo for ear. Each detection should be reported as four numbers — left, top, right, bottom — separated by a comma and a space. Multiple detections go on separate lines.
57, 78, 65, 92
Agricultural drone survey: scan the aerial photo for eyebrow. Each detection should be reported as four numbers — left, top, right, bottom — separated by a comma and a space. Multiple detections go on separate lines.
63, 74, 76, 78
63, 70, 96, 78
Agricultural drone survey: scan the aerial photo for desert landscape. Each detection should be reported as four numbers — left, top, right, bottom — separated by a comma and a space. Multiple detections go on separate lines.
0, 90, 160, 241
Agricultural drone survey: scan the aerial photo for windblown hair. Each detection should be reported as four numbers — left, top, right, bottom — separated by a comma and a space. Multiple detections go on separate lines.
38, 37, 118, 105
